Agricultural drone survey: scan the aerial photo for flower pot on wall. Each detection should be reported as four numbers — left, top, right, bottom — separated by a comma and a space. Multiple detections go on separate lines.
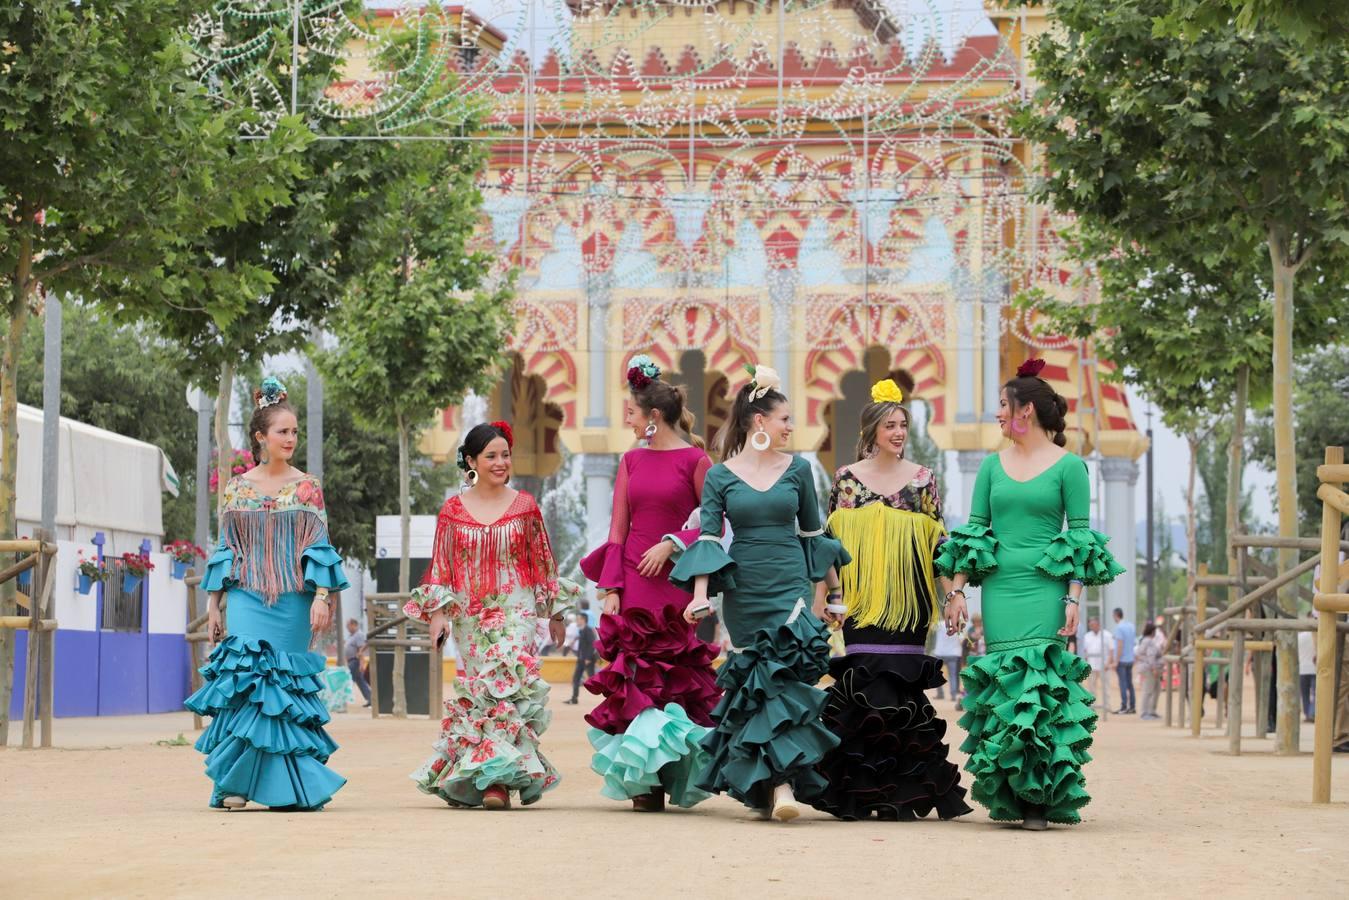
122, 573, 143, 595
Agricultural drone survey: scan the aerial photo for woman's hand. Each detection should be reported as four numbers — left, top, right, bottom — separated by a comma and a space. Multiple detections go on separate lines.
207, 594, 224, 644
637, 539, 676, 577
549, 615, 567, 648
683, 595, 710, 624
603, 590, 621, 616
824, 606, 847, 627
1058, 601, 1079, 637
310, 597, 333, 636
944, 591, 968, 636
429, 609, 451, 650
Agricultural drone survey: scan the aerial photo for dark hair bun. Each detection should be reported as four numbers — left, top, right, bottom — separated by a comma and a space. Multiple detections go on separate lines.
1004, 374, 1069, 448
458, 421, 512, 469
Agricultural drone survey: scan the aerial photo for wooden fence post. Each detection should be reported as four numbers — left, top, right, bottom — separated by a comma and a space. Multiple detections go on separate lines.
1191, 563, 1209, 738
1312, 446, 1345, 802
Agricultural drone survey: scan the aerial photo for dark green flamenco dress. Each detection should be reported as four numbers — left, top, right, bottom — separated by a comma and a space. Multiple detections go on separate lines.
935, 453, 1124, 825
670, 455, 850, 810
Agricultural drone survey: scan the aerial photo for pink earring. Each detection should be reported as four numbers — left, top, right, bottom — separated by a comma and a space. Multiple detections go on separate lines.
1011, 416, 1029, 435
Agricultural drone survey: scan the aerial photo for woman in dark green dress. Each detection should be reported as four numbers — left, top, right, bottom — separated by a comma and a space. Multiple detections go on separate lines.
936, 359, 1124, 830
670, 365, 850, 822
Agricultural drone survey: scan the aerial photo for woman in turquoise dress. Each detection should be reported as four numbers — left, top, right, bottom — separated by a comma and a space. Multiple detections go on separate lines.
186, 377, 350, 811
670, 364, 849, 822
936, 359, 1124, 830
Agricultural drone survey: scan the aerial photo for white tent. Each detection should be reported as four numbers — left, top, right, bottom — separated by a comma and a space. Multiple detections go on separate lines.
16, 403, 177, 553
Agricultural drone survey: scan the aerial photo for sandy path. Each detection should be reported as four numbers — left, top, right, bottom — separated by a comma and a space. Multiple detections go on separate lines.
1, 685, 1345, 899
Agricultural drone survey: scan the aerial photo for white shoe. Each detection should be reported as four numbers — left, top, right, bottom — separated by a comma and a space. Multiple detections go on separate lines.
221, 796, 247, 811
771, 784, 800, 822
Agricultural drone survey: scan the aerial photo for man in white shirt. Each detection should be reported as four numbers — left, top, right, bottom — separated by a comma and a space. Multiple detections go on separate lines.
1298, 624, 1316, 723
1080, 617, 1115, 710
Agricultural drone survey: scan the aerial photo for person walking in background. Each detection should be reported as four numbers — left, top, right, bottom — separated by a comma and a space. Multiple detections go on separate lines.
1136, 622, 1164, 720
1081, 617, 1115, 709
566, 613, 599, 705
932, 609, 964, 703
345, 618, 371, 708
1298, 622, 1316, 723
1113, 607, 1137, 714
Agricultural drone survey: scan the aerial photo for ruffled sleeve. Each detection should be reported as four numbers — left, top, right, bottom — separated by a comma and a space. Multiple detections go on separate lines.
540, 577, 584, 620
403, 583, 464, 623
1035, 457, 1125, 586
669, 465, 736, 595
579, 454, 631, 591
795, 458, 850, 581
933, 455, 998, 585
201, 542, 236, 592
302, 542, 350, 591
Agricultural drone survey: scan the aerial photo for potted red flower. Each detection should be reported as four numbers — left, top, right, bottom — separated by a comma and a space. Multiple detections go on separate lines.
75, 550, 108, 595
164, 540, 206, 580
120, 552, 155, 595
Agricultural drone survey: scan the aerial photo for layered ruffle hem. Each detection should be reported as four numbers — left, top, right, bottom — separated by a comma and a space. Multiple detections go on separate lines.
184, 634, 346, 810
695, 612, 840, 808
583, 604, 721, 805
812, 651, 972, 821
958, 639, 1096, 825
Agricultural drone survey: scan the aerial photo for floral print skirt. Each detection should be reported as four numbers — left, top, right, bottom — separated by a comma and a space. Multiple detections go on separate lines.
410, 585, 560, 807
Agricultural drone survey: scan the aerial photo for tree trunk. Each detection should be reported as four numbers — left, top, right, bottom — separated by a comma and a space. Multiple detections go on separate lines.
1186, 433, 1200, 597
1225, 365, 1248, 575
0, 229, 34, 745
1268, 230, 1300, 754
393, 412, 409, 718
215, 361, 235, 521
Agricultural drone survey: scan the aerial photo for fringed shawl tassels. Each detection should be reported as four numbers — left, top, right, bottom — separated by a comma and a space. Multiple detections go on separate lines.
826, 503, 946, 632
220, 508, 328, 605
423, 494, 559, 605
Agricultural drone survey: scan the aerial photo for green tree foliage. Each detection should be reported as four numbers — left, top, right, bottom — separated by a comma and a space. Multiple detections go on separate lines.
281, 371, 458, 570
0, 0, 306, 738
1016, 0, 1349, 751
1249, 345, 1349, 526
1164, 1, 1349, 43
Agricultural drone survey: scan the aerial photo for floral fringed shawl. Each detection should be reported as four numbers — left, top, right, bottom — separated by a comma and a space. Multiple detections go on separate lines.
406, 491, 575, 621
209, 475, 346, 604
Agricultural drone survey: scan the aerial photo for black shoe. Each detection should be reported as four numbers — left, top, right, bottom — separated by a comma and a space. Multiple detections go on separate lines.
1126, 708, 1136, 715
564, 698, 579, 705
1021, 804, 1048, 831
1334, 742, 1349, 754
1114, 708, 1128, 715
362, 701, 371, 708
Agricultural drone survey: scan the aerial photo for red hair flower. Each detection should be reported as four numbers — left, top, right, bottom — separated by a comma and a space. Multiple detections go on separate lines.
490, 420, 514, 447
1017, 358, 1047, 378
626, 366, 653, 390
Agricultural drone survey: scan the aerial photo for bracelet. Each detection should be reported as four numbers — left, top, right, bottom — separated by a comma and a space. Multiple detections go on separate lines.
826, 589, 842, 601
314, 588, 330, 603
942, 589, 965, 608
1062, 595, 1079, 606
824, 603, 847, 616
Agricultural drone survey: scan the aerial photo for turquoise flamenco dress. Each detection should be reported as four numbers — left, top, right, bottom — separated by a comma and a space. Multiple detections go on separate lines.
935, 453, 1124, 825
670, 455, 850, 810
184, 475, 350, 810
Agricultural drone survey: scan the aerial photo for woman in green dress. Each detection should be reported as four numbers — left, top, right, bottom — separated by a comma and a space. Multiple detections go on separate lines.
670, 364, 849, 822
936, 358, 1124, 830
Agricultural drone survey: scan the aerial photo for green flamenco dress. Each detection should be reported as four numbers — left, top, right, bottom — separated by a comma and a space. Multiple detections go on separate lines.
670, 455, 850, 810
935, 453, 1124, 825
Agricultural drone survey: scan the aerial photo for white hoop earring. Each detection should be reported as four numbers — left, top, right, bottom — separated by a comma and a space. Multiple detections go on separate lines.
750, 428, 771, 451
465, 468, 479, 487
642, 419, 657, 447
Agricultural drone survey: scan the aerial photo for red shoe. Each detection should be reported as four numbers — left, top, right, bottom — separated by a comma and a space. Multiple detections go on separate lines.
482, 785, 511, 810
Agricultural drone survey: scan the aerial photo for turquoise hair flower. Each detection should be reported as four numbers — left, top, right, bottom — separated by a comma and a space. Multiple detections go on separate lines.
627, 354, 660, 380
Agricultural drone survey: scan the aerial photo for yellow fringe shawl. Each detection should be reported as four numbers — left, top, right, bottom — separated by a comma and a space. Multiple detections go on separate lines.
826, 503, 946, 632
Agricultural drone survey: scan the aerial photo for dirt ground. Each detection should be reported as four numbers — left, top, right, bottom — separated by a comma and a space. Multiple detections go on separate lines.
2, 681, 1346, 900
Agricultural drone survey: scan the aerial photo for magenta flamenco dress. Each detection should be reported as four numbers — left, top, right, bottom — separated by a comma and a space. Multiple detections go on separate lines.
579, 446, 722, 806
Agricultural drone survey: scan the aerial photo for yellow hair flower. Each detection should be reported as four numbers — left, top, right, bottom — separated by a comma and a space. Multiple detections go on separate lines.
870, 379, 904, 405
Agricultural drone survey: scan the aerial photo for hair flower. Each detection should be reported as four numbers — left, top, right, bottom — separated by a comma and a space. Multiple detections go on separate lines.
626, 354, 661, 390
256, 376, 287, 409
746, 364, 782, 401
870, 378, 904, 405
489, 420, 514, 447
1016, 358, 1047, 379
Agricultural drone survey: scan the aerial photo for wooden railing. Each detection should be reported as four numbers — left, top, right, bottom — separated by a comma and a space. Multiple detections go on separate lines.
1, 536, 58, 749
364, 592, 443, 719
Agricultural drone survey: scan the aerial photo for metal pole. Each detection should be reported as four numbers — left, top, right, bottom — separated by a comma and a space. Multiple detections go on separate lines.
40, 295, 61, 535
1146, 407, 1155, 621
306, 341, 324, 481
195, 393, 212, 551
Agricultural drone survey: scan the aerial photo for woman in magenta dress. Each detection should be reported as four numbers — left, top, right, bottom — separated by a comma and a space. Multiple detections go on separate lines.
579, 354, 721, 812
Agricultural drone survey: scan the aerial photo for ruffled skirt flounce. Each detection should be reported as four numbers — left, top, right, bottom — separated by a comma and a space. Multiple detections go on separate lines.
184, 634, 346, 810
696, 613, 840, 808
958, 640, 1096, 824
812, 652, 972, 821
412, 644, 560, 808
584, 605, 721, 803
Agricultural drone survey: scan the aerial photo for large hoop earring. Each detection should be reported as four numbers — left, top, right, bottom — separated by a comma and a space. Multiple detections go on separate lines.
642, 418, 657, 447
465, 468, 479, 487
1011, 416, 1030, 436
750, 428, 771, 451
